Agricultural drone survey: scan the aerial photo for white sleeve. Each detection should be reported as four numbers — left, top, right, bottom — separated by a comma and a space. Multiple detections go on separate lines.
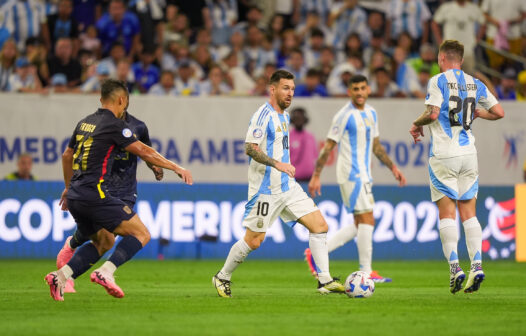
477, 84, 499, 110
245, 111, 267, 145
433, 4, 446, 24
424, 76, 443, 107
327, 111, 346, 143
373, 111, 380, 138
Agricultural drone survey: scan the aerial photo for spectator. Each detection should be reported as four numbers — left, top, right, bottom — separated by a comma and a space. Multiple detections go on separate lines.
386, 0, 431, 48
413, 65, 430, 99
328, 0, 369, 51
49, 73, 70, 93
432, 0, 485, 75
0, 0, 50, 51
130, 0, 165, 51
96, 0, 140, 57
348, 51, 368, 78
276, 29, 300, 68
193, 44, 213, 79
298, 0, 333, 26
203, 0, 238, 46
7, 57, 43, 92
79, 25, 101, 56
216, 30, 246, 69
370, 67, 405, 98
169, 0, 207, 30
4, 153, 36, 180
80, 62, 110, 93
191, 28, 218, 61
317, 46, 335, 85
394, 31, 418, 58
0, 39, 17, 91
267, 14, 285, 50
337, 33, 363, 63
496, 68, 518, 100
296, 11, 332, 48
289, 107, 318, 182
363, 31, 387, 70
250, 75, 267, 96
77, 49, 96, 82
47, 0, 80, 56
221, 51, 254, 95
295, 68, 328, 97
367, 10, 385, 38
175, 61, 200, 95
148, 70, 178, 95
368, 50, 391, 74
115, 59, 135, 92
163, 12, 191, 47
393, 46, 419, 96
199, 64, 231, 96
235, 5, 265, 34
303, 28, 326, 69
327, 65, 354, 97
72, 0, 102, 32
481, 0, 526, 69
407, 43, 440, 77
243, 26, 267, 76
132, 48, 160, 93
47, 37, 82, 87
26, 37, 50, 84
284, 48, 307, 83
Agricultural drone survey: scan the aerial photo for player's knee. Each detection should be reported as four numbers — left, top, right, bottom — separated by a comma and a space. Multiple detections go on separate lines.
309, 221, 328, 234
99, 234, 115, 254
246, 236, 263, 250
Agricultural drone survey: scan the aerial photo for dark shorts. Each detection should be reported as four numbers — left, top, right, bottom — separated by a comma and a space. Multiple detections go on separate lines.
68, 196, 136, 238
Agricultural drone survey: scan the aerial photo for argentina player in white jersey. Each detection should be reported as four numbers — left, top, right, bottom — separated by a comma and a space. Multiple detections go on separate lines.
306, 74, 406, 283
409, 40, 504, 294
212, 70, 345, 297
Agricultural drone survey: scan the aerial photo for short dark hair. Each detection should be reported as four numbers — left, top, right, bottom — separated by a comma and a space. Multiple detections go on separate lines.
101, 79, 128, 101
439, 40, 464, 62
306, 68, 320, 78
349, 74, 368, 86
269, 70, 294, 85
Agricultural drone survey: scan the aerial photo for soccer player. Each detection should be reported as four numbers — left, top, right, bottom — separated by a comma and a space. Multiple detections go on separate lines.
55, 104, 163, 293
306, 74, 406, 283
45, 79, 193, 301
212, 70, 345, 297
409, 40, 504, 294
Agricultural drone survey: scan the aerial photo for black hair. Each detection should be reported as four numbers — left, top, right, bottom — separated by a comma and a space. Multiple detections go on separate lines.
349, 74, 368, 86
269, 70, 294, 85
101, 79, 128, 101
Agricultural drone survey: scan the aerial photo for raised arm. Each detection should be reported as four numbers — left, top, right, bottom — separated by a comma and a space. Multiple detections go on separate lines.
245, 142, 295, 177
308, 139, 336, 197
125, 141, 192, 184
373, 137, 406, 186
475, 104, 505, 120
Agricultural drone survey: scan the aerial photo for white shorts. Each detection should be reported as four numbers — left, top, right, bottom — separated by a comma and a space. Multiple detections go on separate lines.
339, 180, 375, 214
428, 154, 479, 202
243, 182, 318, 233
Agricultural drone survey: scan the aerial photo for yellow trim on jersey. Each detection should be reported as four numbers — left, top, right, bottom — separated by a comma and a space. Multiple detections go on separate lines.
97, 179, 106, 199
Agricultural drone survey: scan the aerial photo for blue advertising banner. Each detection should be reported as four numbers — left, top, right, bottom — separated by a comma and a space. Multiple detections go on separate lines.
0, 181, 515, 261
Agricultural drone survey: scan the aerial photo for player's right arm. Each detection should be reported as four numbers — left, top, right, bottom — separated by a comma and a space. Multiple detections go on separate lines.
410, 75, 442, 143
308, 139, 336, 198
124, 141, 193, 185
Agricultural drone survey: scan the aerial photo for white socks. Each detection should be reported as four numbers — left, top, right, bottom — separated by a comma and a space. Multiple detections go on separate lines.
218, 239, 253, 281
100, 261, 118, 276
462, 217, 482, 266
439, 218, 459, 270
357, 224, 373, 274
309, 232, 331, 284
58, 264, 74, 281
327, 224, 358, 253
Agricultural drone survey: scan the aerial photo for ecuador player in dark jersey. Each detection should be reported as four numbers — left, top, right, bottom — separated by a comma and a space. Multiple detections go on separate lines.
55, 110, 164, 293
45, 79, 192, 301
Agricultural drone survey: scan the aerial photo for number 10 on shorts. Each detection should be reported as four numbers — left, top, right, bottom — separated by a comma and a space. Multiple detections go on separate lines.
256, 202, 269, 217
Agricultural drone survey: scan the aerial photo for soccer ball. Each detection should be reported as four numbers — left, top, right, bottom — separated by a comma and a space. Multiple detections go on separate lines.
344, 271, 375, 298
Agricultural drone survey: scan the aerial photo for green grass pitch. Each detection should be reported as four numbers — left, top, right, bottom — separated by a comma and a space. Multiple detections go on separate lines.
1, 259, 525, 335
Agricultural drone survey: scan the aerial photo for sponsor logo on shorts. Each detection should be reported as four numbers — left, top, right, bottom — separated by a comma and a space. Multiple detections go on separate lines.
122, 128, 133, 138
123, 206, 132, 214
253, 128, 263, 138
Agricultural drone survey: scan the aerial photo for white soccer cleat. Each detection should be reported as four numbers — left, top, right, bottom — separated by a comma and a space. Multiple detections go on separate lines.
449, 264, 465, 294
464, 263, 485, 293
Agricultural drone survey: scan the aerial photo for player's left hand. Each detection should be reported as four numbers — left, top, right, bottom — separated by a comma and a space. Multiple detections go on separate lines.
409, 124, 424, 144
391, 165, 407, 187
59, 188, 68, 211
151, 166, 164, 181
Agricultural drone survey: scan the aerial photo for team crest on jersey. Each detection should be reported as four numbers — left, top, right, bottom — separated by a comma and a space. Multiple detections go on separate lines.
122, 128, 133, 138
253, 128, 263, 138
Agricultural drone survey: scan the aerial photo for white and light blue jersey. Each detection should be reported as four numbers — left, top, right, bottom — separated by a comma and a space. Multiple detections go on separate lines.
0, 0, 46, 51
328, 102, 379, 185
425, 69, 499, 159
387, 0, 431, 40
245, 102, 294, 197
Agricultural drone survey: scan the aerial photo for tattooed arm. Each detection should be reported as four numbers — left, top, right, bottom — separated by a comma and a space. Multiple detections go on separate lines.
409, 105, 440, 143
308, 139, 337, 197
245, 143, 295, 177
373, 137, 406, 186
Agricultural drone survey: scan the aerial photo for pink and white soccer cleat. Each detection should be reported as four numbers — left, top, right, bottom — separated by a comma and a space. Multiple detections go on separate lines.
44, 271, 65, 301
90, 269, 124, 298
64, 279, 76, 293
304, 248, 319, 278
56, 236, 75, 269
369, 270, 392, 283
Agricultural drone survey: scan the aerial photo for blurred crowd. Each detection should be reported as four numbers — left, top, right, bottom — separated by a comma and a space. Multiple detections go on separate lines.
0, 0, 525, 100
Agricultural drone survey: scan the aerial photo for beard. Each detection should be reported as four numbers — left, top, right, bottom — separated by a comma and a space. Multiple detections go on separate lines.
277, 97, 291, 110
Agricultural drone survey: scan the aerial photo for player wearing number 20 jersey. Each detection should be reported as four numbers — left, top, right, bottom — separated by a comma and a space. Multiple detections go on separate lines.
425, 68, 498, 202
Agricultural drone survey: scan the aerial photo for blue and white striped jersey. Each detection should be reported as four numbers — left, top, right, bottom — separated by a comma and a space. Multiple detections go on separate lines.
328, 102, 379, 184
245, 102, 294, 197
0, 0, 46, 51
387, 0, 431, 40
425, 69, 499, 159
